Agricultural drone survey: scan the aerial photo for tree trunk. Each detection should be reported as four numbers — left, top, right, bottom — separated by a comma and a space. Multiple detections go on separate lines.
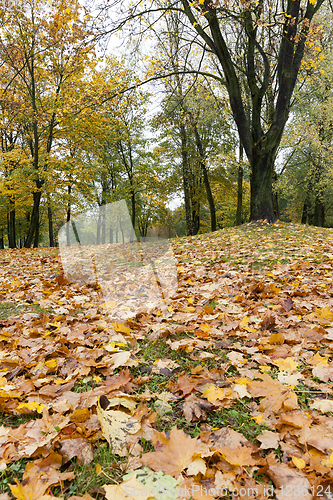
192, 123, 216, 232
66, 185, 71, 246
25, 190, 41, 248
47, 198, 54, 247
180, 122, 200, 235
33, 213, 39, 248
314, 196, 325, 227
301, 200, 308, 224
236, 144, 243, 226
0, 229, 4, 249
7, 206, 16, 249
272, 170, 280, 219
250, 148, 275, 222
130, 190, 136, 241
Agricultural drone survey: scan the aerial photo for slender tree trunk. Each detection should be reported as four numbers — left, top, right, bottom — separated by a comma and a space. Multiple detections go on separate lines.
180, 122, 200, 235
47, 198, 54, 247
25, 190, 41, 248
66, 185, 71, 246
236, 144, 243, 225
7, 206, 16, 249
0, 229, 4, 249
130, 189, 135, 241
192, 124, 216, 232
301, 200, 308, 224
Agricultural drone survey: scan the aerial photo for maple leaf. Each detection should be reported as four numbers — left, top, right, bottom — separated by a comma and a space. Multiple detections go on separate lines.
141, 427, 202, 477
218, 445, 257, 467
248, 373, 299, 412
265, 452, 312, 500
10, 462, 74, 500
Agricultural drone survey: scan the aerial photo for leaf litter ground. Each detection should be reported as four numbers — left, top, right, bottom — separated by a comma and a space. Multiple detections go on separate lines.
1, 222, 333, 499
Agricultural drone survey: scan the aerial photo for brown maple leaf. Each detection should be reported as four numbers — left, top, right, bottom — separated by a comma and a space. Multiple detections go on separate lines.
141, 427, 202, 477
247, 373, 298, 412
218, 445, 257, 467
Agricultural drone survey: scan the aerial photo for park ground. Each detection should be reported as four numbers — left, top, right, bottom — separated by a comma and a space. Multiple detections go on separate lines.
1, 222, 333, 499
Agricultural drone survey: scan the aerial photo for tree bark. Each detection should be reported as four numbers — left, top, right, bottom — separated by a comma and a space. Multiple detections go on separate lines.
272, 170, 280, 219
7, 207, 16, 249
250, 147, 275, 222
314, 194, 325, 227
180, 122, 199, 235
66, 185, 71, 246
192, 123, 216, 232
47, 198, 54, 247
25, 189, 41, 248
236, 144, 243, 225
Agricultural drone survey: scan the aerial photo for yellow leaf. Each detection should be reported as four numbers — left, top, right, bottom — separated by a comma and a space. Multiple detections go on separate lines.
316, 306, 333, 321
269, 332, 285, 345
96, 463, 102, 475
273, 357, 298, 373
112, 323, 132, 335
103, 341, 128, 353
16, 402, 47, 414
252, 414, 265, 424
45, 359, 57, 369
199, 323, 210, 332
292, 456, 305, 469
202, 385, 229, 403
311, 352, 329, 367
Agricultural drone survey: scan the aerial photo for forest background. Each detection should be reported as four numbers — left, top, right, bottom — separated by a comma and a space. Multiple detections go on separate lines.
0, 0, 333, 248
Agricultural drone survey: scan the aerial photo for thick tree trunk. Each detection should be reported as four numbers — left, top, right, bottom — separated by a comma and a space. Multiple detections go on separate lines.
33, 214, 39, 248
314, 196, 325, 227
0, 229, 4, 249
272, 171, 280, 219
250, 149, 275, 222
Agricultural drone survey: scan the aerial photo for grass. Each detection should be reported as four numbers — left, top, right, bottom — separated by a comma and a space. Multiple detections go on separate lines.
1, 443, 129, 500
52, 443, 128, 499
1, 459, 30, 494
205, 401, 268, 442
0, 301, 53, 320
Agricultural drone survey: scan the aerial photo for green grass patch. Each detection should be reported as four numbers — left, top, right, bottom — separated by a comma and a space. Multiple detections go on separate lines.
206, 401, 268, 442
1, 459, 30, 494
50, 442, 128, 499
0, 301, 53, 320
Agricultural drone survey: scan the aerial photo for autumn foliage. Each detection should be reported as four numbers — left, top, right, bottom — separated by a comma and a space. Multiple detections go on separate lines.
1, 222, 333, 498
